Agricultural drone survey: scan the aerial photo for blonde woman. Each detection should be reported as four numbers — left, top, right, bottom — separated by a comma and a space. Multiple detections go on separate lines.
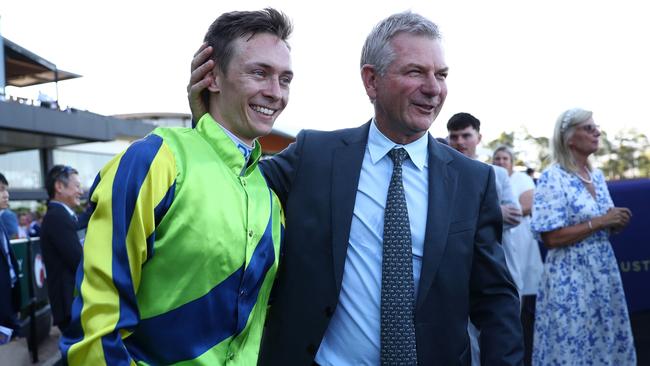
531, 108, 636, 365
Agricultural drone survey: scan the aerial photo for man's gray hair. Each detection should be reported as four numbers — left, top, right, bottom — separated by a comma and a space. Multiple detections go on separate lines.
360, 11, 441, 75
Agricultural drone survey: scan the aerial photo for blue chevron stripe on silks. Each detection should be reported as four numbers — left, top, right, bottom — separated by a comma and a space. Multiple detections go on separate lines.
103, 134, 163, 365
236, 190, 276, 333
122, 191, 276, 364
146, 181, 176, 262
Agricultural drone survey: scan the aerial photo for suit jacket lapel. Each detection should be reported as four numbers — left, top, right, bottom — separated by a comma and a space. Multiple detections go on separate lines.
49, 202, 75, 224
331, 122, 370, 293
416, 137, 458, 310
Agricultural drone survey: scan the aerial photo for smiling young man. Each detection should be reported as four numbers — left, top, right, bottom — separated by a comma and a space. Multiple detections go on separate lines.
60, 9, 291, 365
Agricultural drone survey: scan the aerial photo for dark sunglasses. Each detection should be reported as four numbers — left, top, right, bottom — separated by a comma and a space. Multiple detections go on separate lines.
578, 124, 600, 134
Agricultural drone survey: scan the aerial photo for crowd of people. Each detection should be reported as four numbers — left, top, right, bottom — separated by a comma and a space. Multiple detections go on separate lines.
1, 209, 42, 240
1, 7, 638, 366
1, 165, 87, 348
439, 110, 636, 365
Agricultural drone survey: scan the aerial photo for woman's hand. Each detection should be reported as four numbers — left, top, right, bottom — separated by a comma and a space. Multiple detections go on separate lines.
541, 206, 632, 248
597, 207, 632, 232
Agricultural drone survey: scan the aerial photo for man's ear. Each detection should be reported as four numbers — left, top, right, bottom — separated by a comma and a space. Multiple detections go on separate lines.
207, 66, 222, 93
477, 133, 483, 144
54, 180, 64, 196
361, 64, 379, 101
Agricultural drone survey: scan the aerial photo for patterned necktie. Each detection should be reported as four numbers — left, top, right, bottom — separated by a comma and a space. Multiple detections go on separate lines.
381, 148, 417, 365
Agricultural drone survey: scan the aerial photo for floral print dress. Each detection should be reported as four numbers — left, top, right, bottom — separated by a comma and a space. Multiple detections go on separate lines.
531, 164, 636, 365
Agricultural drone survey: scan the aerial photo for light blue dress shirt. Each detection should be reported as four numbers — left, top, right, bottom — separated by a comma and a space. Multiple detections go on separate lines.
315, 120, 429, 366
218, 124, 254, 161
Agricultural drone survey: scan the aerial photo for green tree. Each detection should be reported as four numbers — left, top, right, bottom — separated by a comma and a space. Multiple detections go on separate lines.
486, 132, 514, 151
596, 129, 650, 179
522, 132, 551, 171
485, 127, 650, 179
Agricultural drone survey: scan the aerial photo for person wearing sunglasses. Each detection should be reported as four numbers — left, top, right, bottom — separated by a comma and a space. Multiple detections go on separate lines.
531, 108, 636, 365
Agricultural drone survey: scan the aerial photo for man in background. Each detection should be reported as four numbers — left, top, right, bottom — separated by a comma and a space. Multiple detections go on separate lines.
447, 112, 522, 365
0, 174, 19, 240
0, 173, 21, 341
40, 165, 84, 334
447, 113, 522, 229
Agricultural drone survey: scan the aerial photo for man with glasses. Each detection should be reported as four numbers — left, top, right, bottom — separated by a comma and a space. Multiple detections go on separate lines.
40, 165, 84, 335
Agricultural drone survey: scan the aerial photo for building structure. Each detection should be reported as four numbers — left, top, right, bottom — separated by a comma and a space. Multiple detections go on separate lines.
0, 35, 155, 202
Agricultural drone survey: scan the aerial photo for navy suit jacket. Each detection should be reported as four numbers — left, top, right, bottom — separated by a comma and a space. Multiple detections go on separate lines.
258, 122, 523, 365
0, 222, 21, 330
40, 203, 82, 328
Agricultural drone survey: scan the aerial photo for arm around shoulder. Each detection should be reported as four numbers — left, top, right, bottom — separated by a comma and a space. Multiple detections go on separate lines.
259, 130, 308, 205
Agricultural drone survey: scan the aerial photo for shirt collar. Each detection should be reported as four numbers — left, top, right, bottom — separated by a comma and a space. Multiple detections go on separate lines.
50, 200, 76, 217
368, 118, 429, 170
218, 124, 255, 161
195, 113, 262, 176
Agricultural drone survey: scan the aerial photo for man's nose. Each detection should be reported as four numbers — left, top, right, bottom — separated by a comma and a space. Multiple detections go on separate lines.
421, 73, 442, 96
263, 77, 282, 100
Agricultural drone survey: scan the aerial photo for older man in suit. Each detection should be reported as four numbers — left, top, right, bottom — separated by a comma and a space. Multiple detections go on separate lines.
189, 11, 522, 365
40, 165, 83, 333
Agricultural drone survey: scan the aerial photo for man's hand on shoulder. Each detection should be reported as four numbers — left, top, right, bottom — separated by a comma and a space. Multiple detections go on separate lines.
187, 43, 213, 120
